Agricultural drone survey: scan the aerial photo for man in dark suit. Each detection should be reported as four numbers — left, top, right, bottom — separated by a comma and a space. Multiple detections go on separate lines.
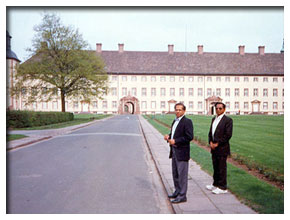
207, 102, 233, 194
164, 103, 193, 203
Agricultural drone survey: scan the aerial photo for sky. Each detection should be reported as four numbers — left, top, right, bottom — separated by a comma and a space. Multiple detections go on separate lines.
6, 7, 284, 63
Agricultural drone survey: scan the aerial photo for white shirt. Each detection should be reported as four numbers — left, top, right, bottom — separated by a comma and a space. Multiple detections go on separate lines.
212, 113, 225, 140
171, 115, 184, 139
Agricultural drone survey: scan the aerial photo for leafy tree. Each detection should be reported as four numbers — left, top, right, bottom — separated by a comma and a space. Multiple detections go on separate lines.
13, 13, 108, 112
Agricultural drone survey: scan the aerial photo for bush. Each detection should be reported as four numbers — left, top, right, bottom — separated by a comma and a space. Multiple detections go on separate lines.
7, 110, 74, 128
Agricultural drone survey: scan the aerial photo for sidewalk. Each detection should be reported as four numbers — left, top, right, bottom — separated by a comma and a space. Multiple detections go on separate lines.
7, 116, 113, 151
138, 115, 256, 214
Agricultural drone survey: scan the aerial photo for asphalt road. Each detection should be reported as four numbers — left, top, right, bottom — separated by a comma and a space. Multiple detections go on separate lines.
7, 115, 171, 214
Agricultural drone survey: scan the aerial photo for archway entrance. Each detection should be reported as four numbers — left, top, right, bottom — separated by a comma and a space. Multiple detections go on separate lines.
205, 95, 223, 115
118, 95, 140, 114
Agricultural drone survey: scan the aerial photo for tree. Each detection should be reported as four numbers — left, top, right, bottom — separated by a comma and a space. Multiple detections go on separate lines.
13, 13, 108, 112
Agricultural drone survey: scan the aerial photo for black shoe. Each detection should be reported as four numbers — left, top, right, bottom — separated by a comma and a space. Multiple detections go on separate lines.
168, 193, 179, 199
171, 197, 187, 204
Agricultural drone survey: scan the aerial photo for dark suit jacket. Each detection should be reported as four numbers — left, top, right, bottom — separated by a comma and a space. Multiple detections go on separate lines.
168, 116, 194, 161
208, 115, 233, 156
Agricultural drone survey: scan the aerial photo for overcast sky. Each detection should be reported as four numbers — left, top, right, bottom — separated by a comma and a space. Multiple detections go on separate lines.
7, 7, 284, 62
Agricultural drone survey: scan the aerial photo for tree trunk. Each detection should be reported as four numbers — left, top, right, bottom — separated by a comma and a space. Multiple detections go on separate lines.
61, 91, 66, 112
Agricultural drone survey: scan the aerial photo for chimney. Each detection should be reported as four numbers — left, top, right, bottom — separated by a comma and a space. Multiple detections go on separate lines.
96, 43, 102, 53
198, 45, 203, 54
258, 46, 265, 55
118, 43, 124, 53
168, 44, 174, 55
239, 45, 245, 55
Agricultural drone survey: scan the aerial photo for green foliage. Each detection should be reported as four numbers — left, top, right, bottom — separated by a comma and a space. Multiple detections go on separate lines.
13, 13, 108, 112
7, 110, 74, 128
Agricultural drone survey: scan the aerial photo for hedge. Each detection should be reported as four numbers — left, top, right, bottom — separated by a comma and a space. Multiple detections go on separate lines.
7, 110, 74, 128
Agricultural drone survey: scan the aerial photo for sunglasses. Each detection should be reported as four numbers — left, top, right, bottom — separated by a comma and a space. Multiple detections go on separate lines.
215, 107, 223, 110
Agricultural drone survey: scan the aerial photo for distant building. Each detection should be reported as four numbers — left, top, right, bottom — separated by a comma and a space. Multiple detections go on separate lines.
8, 39, 284, 115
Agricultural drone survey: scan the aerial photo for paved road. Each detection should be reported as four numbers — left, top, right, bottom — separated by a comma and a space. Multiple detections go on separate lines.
7, 115, 171, 214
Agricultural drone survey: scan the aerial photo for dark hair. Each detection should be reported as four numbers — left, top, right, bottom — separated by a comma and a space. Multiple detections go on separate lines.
215, 102, 226, 109
175, 102, 186, 111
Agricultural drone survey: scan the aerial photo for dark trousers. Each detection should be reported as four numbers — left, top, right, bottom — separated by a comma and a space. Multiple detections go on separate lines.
172, 149, 189, 199
212, 154, 228, 190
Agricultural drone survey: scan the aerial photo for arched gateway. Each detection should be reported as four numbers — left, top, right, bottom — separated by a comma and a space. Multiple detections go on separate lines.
118, 95, 140, 114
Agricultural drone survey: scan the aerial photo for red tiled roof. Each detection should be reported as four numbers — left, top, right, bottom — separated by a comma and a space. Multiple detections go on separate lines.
93, 50, 284, 75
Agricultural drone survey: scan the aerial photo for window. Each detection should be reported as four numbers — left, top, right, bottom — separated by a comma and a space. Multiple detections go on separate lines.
273, 102, 278, 109
122, 87, 127, 96
188, 76, 194, 82
52, 101, 58, 110
263, 102, 268, 110
263, 89, 268, 97
122, 76, 127, 81
235, 102, 239, 109
161, 101, 165, 109
142, 88, 147, 96
160, 88, 166, 96
198, 101, 203, 109
141, 76, 147, 82
132, 88, 137, 96
244, 102, 249, 109
170, 88, 175, 96
131, 76, 137, 81
170, 76, 175, 82
226, 102, 230, 109
102, 101, 107, 108
151, 76, 156, 82
92, 101, 98, 108
273, 89, 278, 97
235, 88, 239, 96
112, 76, 118, 81
263, 77, 268, 82
179, 76, 184, 82
198, 76, 203, 82
225, 88, 230, 96
216, 76, 221, 82
112, 101, 117, 108
225, 77, 230, 82
142, 101, 147, 109
42, 102, 48, 109
253, 77, 258, 82
32, 102, 37, 110
160, 76, 166, 82
73, 101, 79, 109
207, 88, 212, 96
244, 88, 249, 96
207, 77, 212, 82
179, 88, 184, 96
216, 88, 221, 96
151, 88, 156, 96
244, 77, 249, 82
234, 77, 240, 82
151, 101, 156, 109
273, 77, 278, 82
188, 88, 194, 96
21, 87, 27, 96
253, 88, 258, 96
189, 101, 194, 109
111, 87, 117, 96
198, 88, 203, 96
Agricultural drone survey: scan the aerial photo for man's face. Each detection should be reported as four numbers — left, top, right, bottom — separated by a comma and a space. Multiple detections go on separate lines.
175, 105, 185, 118
215, 104, 225, 116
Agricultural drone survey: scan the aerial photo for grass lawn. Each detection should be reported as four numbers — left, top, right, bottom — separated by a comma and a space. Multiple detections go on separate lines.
144, 115, 284, 214
150, 114, 284, 183
7, 134, 28, 141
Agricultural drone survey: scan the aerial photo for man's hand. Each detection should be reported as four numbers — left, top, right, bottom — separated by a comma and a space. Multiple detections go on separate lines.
168, 139, 176, 145
164, 135, 169, 141
210, 141, 218, 150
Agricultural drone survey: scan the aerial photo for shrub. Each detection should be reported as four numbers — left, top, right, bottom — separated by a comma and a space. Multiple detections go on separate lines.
7, 110, 74, 128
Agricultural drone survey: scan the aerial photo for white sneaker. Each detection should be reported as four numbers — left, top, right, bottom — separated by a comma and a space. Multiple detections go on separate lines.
206, 184, 216, 191
212, 187, 228, 194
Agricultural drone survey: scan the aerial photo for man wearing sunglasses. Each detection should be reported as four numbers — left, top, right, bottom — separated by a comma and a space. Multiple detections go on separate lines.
206, 102, 233, 194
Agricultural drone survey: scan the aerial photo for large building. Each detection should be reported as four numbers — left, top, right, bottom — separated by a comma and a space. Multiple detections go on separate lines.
8, 38, 284, 115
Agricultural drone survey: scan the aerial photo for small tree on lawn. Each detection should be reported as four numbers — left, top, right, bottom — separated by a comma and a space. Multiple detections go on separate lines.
13, 13, 108, 112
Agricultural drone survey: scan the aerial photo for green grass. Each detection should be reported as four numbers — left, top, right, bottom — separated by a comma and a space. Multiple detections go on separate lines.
150, 114, 284, 183
7, 134, 28, 141
12, 114, 111, 130
143, 115, 284, 214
